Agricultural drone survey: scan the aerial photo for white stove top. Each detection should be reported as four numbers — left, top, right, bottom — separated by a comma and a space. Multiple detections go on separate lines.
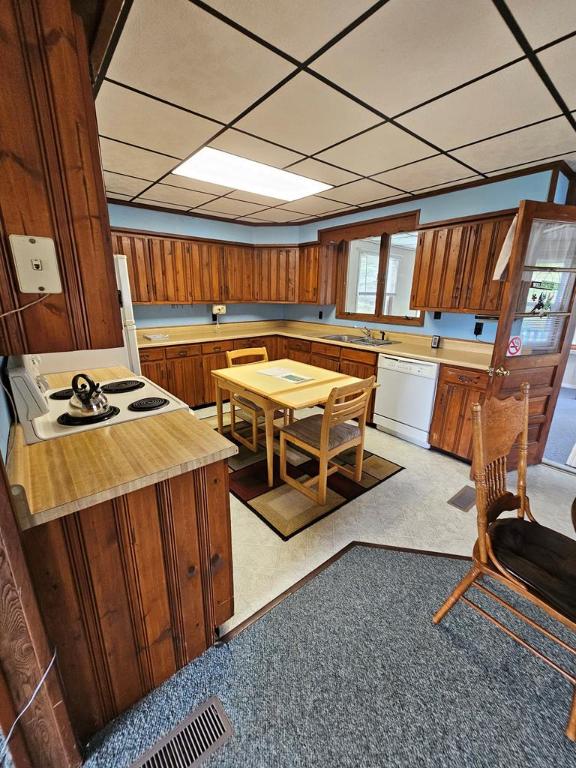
31, 376, 189, 441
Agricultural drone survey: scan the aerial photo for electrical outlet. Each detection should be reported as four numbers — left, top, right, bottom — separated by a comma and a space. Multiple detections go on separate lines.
9, 235, 62, 294
212, 304, 227, 315
474, 321, 484, 337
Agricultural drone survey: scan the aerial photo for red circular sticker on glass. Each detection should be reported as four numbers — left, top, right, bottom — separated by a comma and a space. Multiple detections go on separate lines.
507, 336, 522, 357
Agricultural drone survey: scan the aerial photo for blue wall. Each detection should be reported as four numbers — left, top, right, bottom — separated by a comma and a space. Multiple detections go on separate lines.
116, 170, 553, 342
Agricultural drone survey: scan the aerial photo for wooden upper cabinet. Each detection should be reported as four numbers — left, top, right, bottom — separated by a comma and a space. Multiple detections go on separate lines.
411, 215, 513, 314
255, 247, 299, 302
112, 233, 152, 303
222, 245, 256, 302
298, 243, 338, 304
148, 238, 191, 303
0, 0, 122, 354
189, 242, 223, 302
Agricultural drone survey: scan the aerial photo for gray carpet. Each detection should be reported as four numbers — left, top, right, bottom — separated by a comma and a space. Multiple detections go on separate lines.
545, 387, 576, 465
84, 546, 575, 768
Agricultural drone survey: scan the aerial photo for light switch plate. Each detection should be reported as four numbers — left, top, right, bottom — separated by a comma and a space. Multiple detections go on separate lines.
9, 235, 63, 294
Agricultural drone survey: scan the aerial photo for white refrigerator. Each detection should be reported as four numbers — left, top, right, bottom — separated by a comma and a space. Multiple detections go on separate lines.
114, 253, 141, 375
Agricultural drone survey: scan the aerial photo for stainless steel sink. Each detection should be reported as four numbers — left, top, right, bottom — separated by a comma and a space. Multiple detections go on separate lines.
322, 334, 399, 346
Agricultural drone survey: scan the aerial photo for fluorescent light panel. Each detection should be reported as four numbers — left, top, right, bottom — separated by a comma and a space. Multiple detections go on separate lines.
173, 147, 332, 201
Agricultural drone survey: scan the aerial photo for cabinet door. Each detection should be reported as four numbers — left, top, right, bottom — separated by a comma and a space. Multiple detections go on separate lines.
339, 352, 378, 421
189, 242, 222, 302
461, 217, 512, 313
166, 356, 204, 407
411, 226, 468, 310
112, 232, 152, 303
315, 354, 340, 372
202, 352, 229, 404
298, 244, 337, 304
223, 245, 255, 302
256, 247, 298, 302
141, 359, 168, 390
148, 238, 191, 303
286, 338, 311, 364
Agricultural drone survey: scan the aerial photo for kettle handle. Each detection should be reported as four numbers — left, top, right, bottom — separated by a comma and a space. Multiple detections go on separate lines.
71, 373, 98, 404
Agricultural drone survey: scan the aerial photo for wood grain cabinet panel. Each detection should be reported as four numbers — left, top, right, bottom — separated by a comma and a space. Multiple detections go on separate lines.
141, 359, 169, 391
189, 242, 223, 302
255, 247, 299, 302
429, 364, 488, 460
166, 354, 204, 407
148, 238, 191, 303
298, 243, 338, 304
339, 352, 378, 421
111, 233, 152, 303
223, 245, 256, 302
21, 465, 231, 742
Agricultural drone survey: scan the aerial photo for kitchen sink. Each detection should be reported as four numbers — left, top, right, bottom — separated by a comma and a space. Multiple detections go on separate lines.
322, 334, 399, 346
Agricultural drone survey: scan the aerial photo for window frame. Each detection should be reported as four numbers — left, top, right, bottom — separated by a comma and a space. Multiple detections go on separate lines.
336, 230, 424, 327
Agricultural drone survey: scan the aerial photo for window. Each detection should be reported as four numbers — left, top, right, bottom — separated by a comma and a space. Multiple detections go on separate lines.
339, 230, 422, 325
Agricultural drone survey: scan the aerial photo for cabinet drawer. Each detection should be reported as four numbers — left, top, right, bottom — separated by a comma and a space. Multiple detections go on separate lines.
233, 337, 267, 350
201, 340, 234, 354
441, 365, 488, 389
340, 347, 378, 366
139, 347, 165, 362
311, 341, 340, 359
165, 344, 200, 359
287, 338, 311, 352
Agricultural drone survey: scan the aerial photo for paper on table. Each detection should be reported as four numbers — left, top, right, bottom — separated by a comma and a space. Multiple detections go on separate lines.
257, 366, 314, 383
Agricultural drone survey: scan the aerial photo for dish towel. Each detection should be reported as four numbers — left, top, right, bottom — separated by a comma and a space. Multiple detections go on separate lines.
493, 213, 517, 279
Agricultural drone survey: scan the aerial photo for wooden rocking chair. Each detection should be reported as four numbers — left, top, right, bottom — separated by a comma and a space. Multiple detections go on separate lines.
433, 383, 576, 740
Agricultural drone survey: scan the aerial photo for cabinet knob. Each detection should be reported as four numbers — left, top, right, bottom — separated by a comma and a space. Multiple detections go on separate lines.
187, 564, 196, 578
210, 552, 222, 570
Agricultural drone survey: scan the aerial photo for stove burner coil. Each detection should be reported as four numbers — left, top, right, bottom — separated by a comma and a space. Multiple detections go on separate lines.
128, 397, 169, 412
101, 380, 145, 394
57, 406, 120, 427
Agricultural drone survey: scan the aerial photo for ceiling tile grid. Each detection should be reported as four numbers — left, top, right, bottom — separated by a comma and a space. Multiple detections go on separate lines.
97, 0, 576, 222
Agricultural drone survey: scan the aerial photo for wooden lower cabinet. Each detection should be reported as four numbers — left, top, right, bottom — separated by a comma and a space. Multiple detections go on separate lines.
21, 462, 233, 743
339, 348, 378, 422
286, 338, 311, 364
429, 364, 489, 460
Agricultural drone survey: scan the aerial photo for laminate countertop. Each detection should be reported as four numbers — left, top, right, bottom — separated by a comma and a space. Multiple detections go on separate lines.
7, 366, 238, 529
137, 320, 494, 372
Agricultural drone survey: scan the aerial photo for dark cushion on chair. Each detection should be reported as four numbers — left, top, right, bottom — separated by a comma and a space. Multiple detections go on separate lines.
490, 518, 576, 622
233, 394, 263, 412
281, 414, 360, 450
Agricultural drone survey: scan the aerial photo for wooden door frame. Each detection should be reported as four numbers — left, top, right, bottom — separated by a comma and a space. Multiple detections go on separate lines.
0, 464, 80, 767
488, 200, 576, 463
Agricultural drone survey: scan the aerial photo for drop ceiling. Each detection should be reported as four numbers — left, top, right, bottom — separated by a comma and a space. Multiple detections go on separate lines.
97, 0, 576, 223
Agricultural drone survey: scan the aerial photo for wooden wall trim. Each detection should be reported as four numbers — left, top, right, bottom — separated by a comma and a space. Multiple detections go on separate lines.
0, 465, 80, 768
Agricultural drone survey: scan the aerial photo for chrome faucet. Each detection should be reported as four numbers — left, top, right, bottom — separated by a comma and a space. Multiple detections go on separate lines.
362, 326, 372, 339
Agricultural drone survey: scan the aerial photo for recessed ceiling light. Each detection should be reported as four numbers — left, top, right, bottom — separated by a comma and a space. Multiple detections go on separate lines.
173, 147, 332, 201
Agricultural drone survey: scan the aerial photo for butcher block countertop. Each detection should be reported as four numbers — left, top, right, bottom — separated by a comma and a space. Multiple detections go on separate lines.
137, 320, 493, 372
7, 366, 237, 529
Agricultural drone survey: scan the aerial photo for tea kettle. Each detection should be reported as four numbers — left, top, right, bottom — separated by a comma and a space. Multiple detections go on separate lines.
68, 373, 110, 418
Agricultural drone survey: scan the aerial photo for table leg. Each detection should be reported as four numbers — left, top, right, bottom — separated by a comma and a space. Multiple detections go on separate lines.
265, 410, 274, 487
216, 381, 224, 434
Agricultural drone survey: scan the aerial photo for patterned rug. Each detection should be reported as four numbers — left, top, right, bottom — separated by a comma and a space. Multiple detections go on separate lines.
200, 410, 403, 539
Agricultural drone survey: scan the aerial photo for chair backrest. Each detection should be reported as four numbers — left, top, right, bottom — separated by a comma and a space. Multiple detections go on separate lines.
321, 376, 375, 446
226, 347, 268, 367
471, 382, 530, 562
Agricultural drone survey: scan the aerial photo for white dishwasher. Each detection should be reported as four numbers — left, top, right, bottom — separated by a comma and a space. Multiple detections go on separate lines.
373, 355, 439, 448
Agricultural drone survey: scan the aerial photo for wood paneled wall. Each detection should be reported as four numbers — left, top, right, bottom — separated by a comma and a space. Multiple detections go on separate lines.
0, 0, 122, 354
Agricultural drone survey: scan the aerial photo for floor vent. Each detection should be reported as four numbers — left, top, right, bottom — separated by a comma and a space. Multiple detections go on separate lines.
447, 485, 476, 512
131, 696, 233, 768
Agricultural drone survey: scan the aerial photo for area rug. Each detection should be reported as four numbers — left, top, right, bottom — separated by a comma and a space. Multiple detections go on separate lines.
198, 408, 403, 539
84, 545, 576, 768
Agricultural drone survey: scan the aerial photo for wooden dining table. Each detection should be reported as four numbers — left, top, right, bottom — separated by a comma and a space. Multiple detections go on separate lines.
211, 359, 364, 485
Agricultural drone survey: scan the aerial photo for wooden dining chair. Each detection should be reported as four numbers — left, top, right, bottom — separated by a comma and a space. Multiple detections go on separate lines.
433, 382, 576, 740
279, 376, 375, 506
225, 347, 290, 487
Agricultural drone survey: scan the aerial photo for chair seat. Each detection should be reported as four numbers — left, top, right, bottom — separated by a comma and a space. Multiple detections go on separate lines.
281, 414, 360, 450
490, 518, 576, 622
232, 393, 264, 412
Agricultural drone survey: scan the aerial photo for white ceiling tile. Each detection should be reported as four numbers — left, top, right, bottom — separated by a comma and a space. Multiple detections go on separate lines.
506, 0, 576, 47
243, 208, 310, 222
284, 158, 361, 186
99, 138, 177, 179
103, 171, 150, 197
316, 123, 433, 176
485, 154, 576, 176
399, 61, 559, 150
279, 196, 352, 215
357, 195, 405, 208
209, 130, 304, 167
107, 0, 293, 122
372, 154, 477, 191
451, 117, 576, 173
194, 198, 266, 216
107, 192, 133, 201
538, 37, 576, 110
140, 184, 218, 207
227, 190, 290, 206
235, 72, 381, 154
411, 176, 482, 193
319, 178, 400, 204
191, 209, 241, 219
96, 81, 220, 158
312, 0, 522, 117
202, 1, 376, 59
133, 198, 190, 210
162, 174, 233, 196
